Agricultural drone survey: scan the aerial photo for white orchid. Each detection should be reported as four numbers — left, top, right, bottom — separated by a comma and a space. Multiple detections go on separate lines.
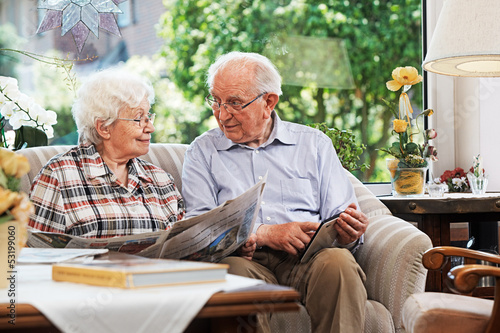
1, 76, 58, 145
0, 76, 21, 103
1, 101, 16, 118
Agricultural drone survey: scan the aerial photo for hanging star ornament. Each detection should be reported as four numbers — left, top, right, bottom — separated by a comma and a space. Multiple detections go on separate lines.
36, 0, 126, 53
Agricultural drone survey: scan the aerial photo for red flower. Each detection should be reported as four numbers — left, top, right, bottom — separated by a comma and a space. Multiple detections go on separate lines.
439, 167, 466, 183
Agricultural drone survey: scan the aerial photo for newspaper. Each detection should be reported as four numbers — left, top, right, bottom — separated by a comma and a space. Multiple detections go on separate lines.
27, 177, 266, 262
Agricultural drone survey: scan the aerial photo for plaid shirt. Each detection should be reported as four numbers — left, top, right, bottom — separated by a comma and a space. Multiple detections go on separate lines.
28, 144, 185, 238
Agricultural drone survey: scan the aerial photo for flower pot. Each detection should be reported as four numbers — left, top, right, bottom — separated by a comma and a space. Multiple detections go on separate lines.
387, 160, 427, 197
0, 220, 23, 289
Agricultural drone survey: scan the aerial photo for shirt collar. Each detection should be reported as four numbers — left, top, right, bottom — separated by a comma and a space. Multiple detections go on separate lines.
82, 143, 152, 183
213, 111, 297, 151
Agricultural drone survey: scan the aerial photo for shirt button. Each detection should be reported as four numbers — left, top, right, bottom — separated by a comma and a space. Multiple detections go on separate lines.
255, 150, 260, 154
266, 217, 271, 221
261, 201, 265, 205
258, 176, 263, 180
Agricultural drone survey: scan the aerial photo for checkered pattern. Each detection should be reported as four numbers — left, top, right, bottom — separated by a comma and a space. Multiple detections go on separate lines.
28, 144, 185, 238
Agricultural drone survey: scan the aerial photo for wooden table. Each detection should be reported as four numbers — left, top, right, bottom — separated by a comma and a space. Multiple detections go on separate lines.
0, 283, 300, 333
380, 193, 500, 293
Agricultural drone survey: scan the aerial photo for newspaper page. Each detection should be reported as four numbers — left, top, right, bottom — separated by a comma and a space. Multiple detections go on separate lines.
26, 177, 266, 262
158, 177, 266, 261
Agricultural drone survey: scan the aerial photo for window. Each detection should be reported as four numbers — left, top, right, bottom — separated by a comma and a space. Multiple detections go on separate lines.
117, 0, 133, 28
160, 0, 423, 183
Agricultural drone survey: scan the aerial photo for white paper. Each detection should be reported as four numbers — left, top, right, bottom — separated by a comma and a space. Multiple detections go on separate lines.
18, 248, 109, 264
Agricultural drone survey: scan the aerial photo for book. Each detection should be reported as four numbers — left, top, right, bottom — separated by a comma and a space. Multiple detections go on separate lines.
299, 213, 341, 263
27, 176, 266, 263
52, 258, 229, 288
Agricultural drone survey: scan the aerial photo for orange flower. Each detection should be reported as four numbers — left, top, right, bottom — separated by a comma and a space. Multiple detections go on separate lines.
393, 119, 408, 133
386, 66, 423, 92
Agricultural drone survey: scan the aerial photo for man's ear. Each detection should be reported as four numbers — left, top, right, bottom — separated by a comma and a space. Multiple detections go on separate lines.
264, 93, 279, 117
95, 119, 111, 140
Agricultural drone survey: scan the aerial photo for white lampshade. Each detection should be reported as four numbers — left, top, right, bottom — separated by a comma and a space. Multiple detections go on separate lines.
423, 0, 500, 77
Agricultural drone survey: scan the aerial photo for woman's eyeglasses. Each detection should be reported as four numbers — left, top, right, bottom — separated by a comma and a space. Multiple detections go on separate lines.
117, 113, 156, 127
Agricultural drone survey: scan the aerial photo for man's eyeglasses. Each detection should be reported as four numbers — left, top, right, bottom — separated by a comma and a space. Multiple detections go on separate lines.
117, 113, 156, 128
205, 92, 267, 114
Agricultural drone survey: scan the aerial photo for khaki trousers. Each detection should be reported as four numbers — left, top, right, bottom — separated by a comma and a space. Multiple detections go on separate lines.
221, 247, 367, 333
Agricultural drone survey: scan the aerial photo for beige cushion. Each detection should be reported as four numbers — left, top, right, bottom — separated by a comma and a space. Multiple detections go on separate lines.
365, 299, 395, 333
355, 214, 432, 333
402, 292, 492, 333
345, 170, 392, 218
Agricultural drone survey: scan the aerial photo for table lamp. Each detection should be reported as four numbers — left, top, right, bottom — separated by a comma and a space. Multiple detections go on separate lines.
423, 0, 500, 77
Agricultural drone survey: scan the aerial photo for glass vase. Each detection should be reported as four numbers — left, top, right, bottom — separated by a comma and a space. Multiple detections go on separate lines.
467, 173, 488, 195
387, 159, 427, 197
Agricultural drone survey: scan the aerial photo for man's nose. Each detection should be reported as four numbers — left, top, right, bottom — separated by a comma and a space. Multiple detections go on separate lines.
218, 104, 233, 120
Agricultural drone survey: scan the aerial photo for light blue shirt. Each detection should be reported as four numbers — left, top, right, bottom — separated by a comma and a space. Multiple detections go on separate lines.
182, 112, 359, 238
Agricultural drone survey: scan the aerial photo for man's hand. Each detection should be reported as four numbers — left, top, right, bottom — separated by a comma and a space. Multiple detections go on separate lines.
334, 203, 369, 245
256, 222, 320, 256
237, 233, 257, 260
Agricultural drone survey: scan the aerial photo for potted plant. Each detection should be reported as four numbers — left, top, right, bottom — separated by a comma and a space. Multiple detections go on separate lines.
380, 66, 438, 197
308, 122, 369, 172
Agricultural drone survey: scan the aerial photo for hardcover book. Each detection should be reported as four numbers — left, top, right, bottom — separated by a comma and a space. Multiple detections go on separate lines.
52, 258, 229, 289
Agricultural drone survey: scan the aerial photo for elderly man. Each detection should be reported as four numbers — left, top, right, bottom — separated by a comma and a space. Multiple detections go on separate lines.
182, 51, 368, 333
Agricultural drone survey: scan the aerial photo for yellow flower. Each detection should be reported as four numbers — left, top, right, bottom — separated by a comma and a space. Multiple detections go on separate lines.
393, 119, 408, 133
386, 66, 423, 92
422, 108, 434, 116
0, 187, 19, 215
0, 148, 30, 178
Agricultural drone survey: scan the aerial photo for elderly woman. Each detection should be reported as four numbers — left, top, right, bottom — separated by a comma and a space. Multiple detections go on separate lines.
28, 68, 184, 238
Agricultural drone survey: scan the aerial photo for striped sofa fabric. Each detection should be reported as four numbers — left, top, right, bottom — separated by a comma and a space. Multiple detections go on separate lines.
19, 144, 432, 333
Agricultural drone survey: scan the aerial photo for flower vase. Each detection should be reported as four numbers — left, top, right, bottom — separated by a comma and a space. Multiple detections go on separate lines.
0, 220, 23, 289
387, 159, 427, 197
467, 173, 488, 195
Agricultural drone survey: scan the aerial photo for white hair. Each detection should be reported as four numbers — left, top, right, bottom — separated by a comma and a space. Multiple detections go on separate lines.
72, 67, 155, 145
206, 51, 282, 96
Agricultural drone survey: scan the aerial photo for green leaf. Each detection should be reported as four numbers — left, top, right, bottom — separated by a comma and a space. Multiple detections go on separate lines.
405, 142, 419, 154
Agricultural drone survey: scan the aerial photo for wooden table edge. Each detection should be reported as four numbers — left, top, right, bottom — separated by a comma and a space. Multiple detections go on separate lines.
0, 287, 301, 330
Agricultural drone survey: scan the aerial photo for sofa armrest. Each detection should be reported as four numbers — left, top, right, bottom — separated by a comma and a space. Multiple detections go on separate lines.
355, 214, 432, 331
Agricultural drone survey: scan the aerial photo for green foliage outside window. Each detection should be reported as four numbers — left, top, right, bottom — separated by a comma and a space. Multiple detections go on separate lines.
157, 0, 422, 182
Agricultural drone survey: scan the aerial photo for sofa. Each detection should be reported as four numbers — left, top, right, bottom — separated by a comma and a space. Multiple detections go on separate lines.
19, 143, 433, 333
